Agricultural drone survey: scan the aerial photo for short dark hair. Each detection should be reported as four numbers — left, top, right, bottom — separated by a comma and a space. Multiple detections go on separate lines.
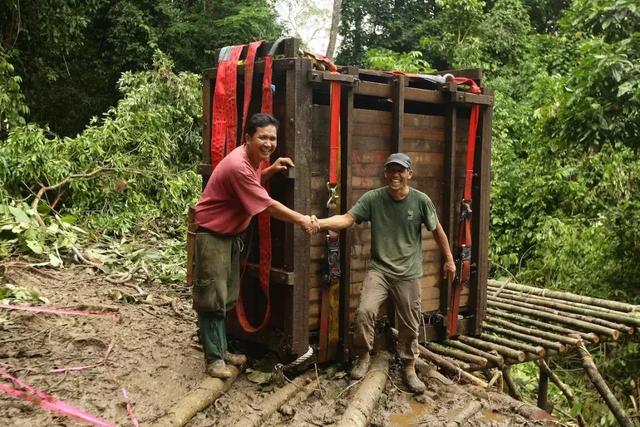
245, 113, 279, 136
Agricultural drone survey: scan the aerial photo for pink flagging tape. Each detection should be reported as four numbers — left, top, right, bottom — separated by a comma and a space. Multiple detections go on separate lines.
121, 387, 140, 427
0, 304, 115, 317
0, 369, 116, 427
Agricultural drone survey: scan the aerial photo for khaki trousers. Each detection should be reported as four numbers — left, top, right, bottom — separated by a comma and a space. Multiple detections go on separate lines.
353, 270, 421, 361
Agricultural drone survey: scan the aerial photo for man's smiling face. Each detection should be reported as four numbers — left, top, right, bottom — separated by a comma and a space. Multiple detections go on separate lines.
384, 163, 412, 191
245, 125, 277, 166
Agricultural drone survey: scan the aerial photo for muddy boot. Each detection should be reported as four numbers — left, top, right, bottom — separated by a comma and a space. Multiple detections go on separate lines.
350, 353, 371, 380
224, 352, 247, 366
206, 359, 233, 379
403, 360, 426, 393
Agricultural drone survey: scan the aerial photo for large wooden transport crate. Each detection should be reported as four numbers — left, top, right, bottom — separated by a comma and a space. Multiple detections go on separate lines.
197, 38, 493, 362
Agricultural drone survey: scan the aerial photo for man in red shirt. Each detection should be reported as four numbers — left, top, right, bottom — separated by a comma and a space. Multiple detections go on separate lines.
194, 113, 317, 378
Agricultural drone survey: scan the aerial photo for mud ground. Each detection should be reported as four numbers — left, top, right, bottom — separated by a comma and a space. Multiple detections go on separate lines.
1, 262, 557, 426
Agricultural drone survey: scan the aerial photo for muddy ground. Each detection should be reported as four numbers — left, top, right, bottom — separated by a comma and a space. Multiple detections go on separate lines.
0, 262, 558, 426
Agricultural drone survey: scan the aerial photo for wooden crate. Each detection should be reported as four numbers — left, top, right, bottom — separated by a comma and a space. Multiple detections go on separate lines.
198, 38, 493, 360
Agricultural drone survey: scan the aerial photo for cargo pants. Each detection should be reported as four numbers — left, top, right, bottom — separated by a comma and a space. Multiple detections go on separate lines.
192, 231, 242, 363
353, 269, 421, 361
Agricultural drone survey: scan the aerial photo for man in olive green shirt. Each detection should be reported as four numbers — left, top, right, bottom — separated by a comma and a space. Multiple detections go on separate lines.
316, 153, 456, 393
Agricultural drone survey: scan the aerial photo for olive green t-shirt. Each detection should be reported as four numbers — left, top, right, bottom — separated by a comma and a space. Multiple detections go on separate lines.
348, 187, 438, 279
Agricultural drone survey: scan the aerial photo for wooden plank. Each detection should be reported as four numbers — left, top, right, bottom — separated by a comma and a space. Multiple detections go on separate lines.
355, 81, 391, 98
245, 264, 295, 285
470, 89, 493, 335
392, 75, 406, 153
450, 91, 494, 106
441, 82, 457, 333
287, 57, 313, 355
339, 72, 356, 361
404, 87, 445, 104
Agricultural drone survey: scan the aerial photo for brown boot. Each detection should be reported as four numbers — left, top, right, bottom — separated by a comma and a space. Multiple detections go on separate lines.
206, 359, 233, 379
224, 352, 247, 366
350, 353, 371, 380
403, 359, 426, 393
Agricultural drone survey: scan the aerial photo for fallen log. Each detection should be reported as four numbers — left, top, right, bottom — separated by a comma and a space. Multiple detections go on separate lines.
336, 351, 390, 427
538, 359, 586, 427
490, 295, 634, 335
488, 280, 638, 313
479, 333, 546, 357
236, 373, 313, 427
467, 387, 557, 423
488, 308, 600, 343
483, 324, 566, 352
486, 317, 580, 347
489, 299, 620, 339
444, 339, 504, 367
445, 400, 482, 427
574, 338, 634, 427
489, 286, 640, 325
156, 366, 240, 427
458, 335, 526, 362
425, 342, 488, 367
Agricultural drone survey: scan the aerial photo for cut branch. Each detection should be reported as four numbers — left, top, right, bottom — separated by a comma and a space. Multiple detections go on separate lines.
574, 338, 634, 427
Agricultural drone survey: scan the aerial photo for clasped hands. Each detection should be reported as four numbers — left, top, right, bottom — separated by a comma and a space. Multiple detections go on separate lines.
299, 215, 320, 235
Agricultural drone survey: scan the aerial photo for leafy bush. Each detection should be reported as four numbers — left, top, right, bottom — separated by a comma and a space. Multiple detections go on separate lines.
0, 51, 202, 237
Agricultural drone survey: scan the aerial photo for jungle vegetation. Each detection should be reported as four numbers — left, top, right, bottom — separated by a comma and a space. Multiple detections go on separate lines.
1, 0, 638, 424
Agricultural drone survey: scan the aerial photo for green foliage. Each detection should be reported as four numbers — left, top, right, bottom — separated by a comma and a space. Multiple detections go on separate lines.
365, 49, 434, 73
0, 283, 48, 304
0, 202, 82, 260
1, 0, 282, 136
0, 51, 202, 236
0, 49, 28, 134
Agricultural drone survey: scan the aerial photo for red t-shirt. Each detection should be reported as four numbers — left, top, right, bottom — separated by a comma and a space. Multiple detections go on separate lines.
195, 146, 274, 235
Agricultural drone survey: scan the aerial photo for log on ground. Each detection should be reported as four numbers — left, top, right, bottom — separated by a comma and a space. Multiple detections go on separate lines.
156, 366, 240, 427
336, 351, 391, 427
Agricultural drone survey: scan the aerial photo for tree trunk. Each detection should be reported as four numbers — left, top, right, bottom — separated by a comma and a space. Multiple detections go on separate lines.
325, 0, 342, 59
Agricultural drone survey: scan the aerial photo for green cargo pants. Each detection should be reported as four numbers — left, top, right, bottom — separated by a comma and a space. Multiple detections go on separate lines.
192, 231, 242, 362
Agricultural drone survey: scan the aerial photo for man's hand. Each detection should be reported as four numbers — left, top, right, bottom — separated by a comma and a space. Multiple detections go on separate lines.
443, 259, 456, 281
299, 215, 320, 235
272, 157, 295, 173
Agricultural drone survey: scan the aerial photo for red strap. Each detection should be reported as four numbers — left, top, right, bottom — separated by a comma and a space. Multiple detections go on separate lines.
211, 45, 244, 168
448, 77, 481, 337
328, 81, 341, 185
236, 44, 281, 333
241, 41, 264, 136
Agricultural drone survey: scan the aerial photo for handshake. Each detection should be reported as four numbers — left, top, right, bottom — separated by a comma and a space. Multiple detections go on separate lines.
299, 215, 321, 235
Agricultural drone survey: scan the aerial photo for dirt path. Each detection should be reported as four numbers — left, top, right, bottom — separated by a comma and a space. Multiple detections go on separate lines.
1, 264, 556, 426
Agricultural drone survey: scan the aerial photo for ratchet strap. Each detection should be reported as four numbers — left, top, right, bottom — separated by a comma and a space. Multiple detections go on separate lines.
447, 77, 481, 337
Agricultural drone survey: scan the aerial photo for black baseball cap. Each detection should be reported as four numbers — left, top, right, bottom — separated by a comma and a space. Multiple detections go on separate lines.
384, 153, 412, 169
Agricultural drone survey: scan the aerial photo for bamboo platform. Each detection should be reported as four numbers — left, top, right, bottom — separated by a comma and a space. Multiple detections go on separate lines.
425, 280, 640, 371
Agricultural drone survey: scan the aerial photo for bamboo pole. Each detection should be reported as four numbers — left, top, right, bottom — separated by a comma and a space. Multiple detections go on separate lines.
537, 359, 549, 412
336, 352, 390, 427
444, 339, 504, 367
501, 289, 640, 328
480, 333, 546, 357
501, 366, 522, 401
488, 308, 600, 343
489, 299, 620, 339
490, 294, 635, 334
538, 359, 586, 427
458, 335, 526, 362
483, 324, 566, 352
236, 374, 313, 427
488, 280, 639, 313
574, 339, 634, 427
426, 342, 488, 367
486, 317, 580, 347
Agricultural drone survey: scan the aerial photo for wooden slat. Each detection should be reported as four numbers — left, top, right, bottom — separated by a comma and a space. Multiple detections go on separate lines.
441, 82, 457, 331
355, 81, 391, 98
392, 75, 406, 153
